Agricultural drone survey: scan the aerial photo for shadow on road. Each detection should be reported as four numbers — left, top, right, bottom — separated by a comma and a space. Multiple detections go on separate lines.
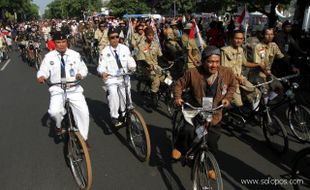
86, 97, 113, 135
147, 124, 186, 190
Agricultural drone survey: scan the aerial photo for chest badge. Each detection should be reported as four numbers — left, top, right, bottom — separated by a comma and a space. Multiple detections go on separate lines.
50, 61, 54, 65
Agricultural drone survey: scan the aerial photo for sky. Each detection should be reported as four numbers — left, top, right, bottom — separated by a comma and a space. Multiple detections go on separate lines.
33, 0, 52, 15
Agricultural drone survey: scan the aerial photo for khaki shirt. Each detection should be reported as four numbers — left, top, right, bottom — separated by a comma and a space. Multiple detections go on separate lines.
254, 42, 284, 71
94, 29, 108, 48
221, 46, 247, 76
131, 33, 145, 48
136, 39, 162, 66
181, 34, 201, 64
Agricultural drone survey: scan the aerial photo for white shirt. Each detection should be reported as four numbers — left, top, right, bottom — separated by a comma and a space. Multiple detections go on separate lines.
97, 44, 136, 85
37, 49, 88, 92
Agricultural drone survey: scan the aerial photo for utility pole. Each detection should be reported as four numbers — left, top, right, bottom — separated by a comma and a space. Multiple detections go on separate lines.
174, 0, 176, 17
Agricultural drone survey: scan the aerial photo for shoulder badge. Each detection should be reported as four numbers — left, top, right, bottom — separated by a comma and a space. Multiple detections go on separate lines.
50, 61, 54, 65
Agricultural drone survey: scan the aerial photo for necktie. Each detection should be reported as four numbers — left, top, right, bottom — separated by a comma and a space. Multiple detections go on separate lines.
61, 55, 66, 78
114, 50, 123, 69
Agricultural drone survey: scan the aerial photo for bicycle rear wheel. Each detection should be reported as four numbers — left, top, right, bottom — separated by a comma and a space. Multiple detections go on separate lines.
67, 132, 92, 190
292, 147, 310, 190
262, 114, 288, 154
288, 105, 310, 143
192, 150, 223, 190
127, 110, 151, 161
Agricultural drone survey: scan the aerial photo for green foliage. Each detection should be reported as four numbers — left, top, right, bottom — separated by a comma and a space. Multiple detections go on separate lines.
43, 0, 102, 19
107, 0, 150, 17
0, 0, 39, 21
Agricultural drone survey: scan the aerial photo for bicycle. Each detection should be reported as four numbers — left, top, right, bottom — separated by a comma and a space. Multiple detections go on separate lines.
107, 71, 151, 161
136, 61, 176, 116
222, 76, 289, 154
291, 147, 310, 190
267, 73, 310, 143
90, 40, 99, 65
48, 80, 92, 190
172, 102, 224, 190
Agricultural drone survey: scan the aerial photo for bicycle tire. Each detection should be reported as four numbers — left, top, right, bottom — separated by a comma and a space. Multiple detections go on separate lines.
127, 109, 151, 162
171, 109, 184, 146
192, 150, 223, 190
291, 147, 310, 190
67, 132, 92, 190
288, 105, 310, 143
262, 114, 288, 154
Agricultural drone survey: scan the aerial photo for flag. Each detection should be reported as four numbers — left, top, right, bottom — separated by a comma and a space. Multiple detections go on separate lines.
149, 18, 162, 50
189, 20, 204, 52
124, 18, 132, 47
236, 5, 250, 30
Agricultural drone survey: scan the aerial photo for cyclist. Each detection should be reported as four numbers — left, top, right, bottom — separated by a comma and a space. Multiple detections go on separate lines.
97, 27, 136, 127
249, 27, 299, 95
37, 31, 90, 144
221, 30, 262, 109
172, 46, 237, 160
94, 21, 109, 51
136, 26, 165, 106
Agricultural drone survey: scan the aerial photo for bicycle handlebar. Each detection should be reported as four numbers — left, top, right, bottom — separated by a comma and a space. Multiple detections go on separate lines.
182, 102, 224, 112
271, 72, 300, 82
46, 79, 80, 87
107, 71, 135, 78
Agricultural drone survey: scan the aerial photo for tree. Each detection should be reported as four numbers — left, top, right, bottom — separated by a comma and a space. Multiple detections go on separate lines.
43, 0, 102, 19
0, 0, 39, 21
107, 0, 150, 17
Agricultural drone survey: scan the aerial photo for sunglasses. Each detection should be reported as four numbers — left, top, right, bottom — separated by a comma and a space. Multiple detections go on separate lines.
138, 28, 143, 30
109, 36, 119, 39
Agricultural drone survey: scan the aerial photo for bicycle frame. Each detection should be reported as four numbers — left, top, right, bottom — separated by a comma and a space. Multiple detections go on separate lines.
181, 103, 223, 161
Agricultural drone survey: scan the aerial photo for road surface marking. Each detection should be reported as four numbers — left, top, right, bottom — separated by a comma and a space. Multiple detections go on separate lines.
1, 59, 11, 71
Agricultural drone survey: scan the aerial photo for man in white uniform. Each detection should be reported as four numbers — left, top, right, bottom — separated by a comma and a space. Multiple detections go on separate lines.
37, 31, 90, 142
97, 27, 136, 126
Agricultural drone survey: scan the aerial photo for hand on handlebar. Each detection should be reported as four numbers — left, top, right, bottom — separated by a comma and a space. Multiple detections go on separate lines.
175, 98, 184, 106
37, 76, 46, 84
222, 98, 230, 108
75, 73, 82, 80
102, 72, 109, 81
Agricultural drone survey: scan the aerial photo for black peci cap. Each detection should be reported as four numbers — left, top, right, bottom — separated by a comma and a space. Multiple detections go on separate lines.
107, 27, 120, 36
52, 31, 67, 40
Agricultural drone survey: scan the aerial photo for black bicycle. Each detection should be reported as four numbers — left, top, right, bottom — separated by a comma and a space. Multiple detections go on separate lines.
266, 73, 310, 143
222, 76, 288, 154
291, 147, 310, 190
136, 61, 176, 116
108, 71, 151, 161
48, 80, 92, 190
172, 102, 224, 190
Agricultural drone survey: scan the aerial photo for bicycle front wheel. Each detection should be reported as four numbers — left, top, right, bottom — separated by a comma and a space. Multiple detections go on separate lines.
288, 105, 310, 143
292, 147, 310, 190
67, 132, 92, 190
262, 114, 288, 154
193, 150, 223, 190
127, 110, 151, 162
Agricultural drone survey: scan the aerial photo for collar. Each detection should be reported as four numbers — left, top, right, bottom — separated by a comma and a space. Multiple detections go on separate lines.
56, 49, 69, 57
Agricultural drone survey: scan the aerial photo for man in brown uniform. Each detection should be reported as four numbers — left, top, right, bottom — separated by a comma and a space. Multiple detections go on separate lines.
221, 30, 262, 108
137, 27, 165, 105
172, 46, 237, 160
164, 20, 182, 59
181, 23, 201, 69
252, 28, 284, 80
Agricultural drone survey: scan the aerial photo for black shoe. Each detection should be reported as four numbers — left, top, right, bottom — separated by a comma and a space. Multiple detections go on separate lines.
111, 118, 122, 127
55, 127, 65, 136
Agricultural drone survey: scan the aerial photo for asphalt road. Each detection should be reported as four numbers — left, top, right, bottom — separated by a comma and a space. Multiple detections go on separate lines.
0, 46, 308, 190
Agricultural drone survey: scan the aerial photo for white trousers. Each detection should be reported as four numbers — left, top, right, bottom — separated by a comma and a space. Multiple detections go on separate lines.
107, 82, 132, 119
48, 86, 89, 140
